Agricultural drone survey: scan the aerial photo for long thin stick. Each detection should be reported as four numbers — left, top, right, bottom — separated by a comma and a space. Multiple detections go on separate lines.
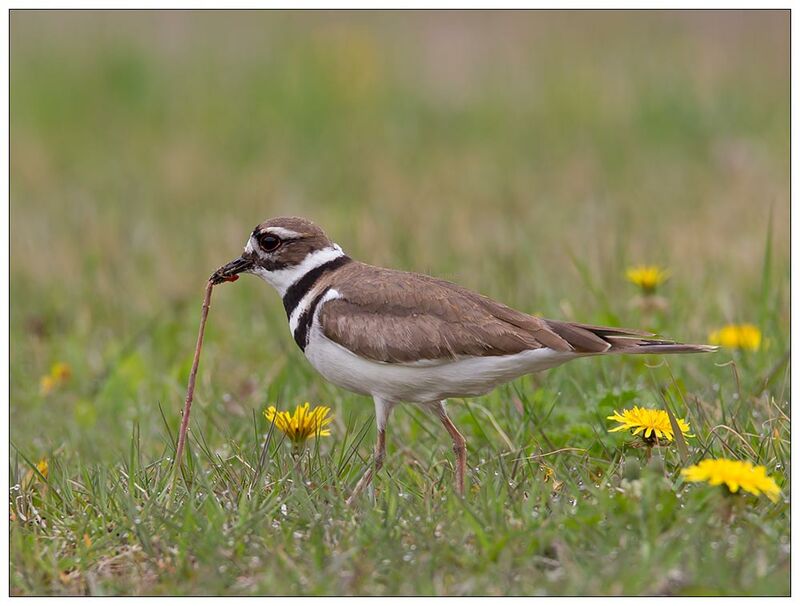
166, 280, 214, 501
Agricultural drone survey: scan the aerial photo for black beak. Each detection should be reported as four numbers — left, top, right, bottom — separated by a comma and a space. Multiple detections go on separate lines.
210, 255, 255, 285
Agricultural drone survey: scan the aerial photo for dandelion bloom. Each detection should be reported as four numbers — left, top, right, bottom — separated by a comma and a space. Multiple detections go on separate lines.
264, 403, 333, 445
39, 375, 56, 396
39, 362, 72, 395
36, 458, 48, 479
681, 458, 780, 502
51, 362, 72, 381
607, 406, 692, 443
625, 265, 669, 294
708, 324, 761, 351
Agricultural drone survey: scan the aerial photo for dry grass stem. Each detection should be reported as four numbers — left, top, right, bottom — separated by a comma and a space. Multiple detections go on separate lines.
167, 280, 214, 500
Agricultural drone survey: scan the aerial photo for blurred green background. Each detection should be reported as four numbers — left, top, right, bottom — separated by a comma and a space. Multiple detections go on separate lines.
12, 10, 788, 455
10, 10, 789, 595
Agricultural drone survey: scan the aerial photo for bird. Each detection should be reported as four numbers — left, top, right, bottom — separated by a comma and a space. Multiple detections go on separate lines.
211, 216, 715, 504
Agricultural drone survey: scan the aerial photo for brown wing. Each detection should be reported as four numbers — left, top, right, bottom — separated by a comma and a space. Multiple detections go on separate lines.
317, 262, 713, 362
318, 263, 575, 363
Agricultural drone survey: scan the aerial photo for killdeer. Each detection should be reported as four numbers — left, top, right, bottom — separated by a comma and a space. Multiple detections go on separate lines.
211, 216, 715, 503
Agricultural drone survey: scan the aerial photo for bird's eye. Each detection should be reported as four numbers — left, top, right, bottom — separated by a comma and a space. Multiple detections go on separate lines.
258, 233, 282, 252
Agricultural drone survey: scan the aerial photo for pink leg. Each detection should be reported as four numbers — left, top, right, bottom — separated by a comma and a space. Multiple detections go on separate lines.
431, 401, 467, 496
346, 398, 394, 506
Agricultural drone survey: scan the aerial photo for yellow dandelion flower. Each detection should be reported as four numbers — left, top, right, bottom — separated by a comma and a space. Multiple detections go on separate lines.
607, 406, 692, 443
51, 362, 72, 381
681, 458, 780, 502
36, 458, 48, 479
708, 324, 761, 351
264, 403, 333, 445
39, 375, 56, 396
625, 265, 669, 294
22, 457, 50, 489
39, 362, 72, 396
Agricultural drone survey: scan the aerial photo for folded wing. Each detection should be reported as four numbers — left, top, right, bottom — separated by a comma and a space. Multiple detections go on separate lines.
318, 263, 714, 364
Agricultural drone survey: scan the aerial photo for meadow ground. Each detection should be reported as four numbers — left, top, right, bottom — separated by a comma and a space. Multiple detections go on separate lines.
10, 11, 789, 596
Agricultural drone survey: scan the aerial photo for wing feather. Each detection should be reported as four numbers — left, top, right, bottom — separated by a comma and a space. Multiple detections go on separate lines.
317, 264, 571, 363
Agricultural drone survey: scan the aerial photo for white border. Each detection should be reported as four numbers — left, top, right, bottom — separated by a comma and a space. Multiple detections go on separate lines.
1, 3, 7, 602
2, 4, 795, 604
0, 1, 796, 7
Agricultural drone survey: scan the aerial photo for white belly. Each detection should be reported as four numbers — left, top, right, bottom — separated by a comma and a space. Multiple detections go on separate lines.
303, 323, 580, 403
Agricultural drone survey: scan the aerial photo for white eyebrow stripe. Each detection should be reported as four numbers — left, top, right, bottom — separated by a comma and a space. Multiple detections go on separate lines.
266, 226, 303, 239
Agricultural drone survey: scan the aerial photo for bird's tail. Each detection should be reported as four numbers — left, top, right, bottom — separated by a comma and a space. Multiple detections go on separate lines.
544, 320, 717, 355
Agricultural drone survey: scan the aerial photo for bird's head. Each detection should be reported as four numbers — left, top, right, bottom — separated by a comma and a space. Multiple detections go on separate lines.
210, 217, 345, 295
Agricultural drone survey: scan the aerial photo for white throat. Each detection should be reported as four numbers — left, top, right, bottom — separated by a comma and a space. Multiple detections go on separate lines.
249, 243, 346, 297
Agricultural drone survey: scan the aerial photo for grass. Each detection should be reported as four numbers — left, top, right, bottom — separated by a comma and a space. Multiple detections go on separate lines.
10, 10, 789, 596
